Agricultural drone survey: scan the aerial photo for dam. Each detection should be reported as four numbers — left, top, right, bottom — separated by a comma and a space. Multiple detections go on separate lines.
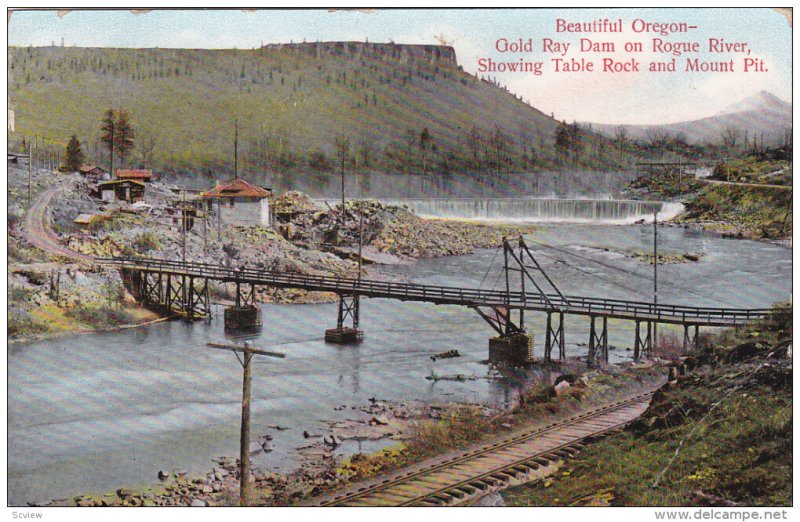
378, 198, 685, 224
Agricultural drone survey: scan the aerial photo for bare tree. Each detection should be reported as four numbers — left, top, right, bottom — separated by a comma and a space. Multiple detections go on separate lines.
720, 126, 740, 150
333, 134, 351, 210
467, 126, 482, 171
403, 129, 417, 174
137, 129, 158, 168
645, 128, 670, 155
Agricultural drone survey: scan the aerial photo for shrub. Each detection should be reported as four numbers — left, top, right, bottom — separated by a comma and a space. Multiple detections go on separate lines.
131, 231, 161, 254
67, 304, 138, 329
8, 309, 49, 337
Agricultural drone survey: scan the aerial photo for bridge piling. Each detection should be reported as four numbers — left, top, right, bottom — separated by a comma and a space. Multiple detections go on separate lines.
683, 324, 700, 351
224, 283, 261, 330
587, 315, 608, 365
544, 311, 565, 362
634, 320, 652, 360
325, 294, 363, 344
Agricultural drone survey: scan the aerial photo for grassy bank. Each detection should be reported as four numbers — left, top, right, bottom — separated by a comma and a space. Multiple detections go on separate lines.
503, 305, 792, 507
681, 184, 792, 240
335, 363, 663, 483
626, 156, 792, 241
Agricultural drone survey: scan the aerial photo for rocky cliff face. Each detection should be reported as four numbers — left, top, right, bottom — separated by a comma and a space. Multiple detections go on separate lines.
261, 41, 458, 67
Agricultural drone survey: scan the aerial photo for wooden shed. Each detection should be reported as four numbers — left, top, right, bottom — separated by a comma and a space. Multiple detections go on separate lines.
116, 169, 154, 182
96, 180, 145, 204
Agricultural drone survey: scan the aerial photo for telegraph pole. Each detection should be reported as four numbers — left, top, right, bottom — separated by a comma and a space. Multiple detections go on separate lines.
181, 189, 187, 263
217, 199, 222, 240
202, 206, 207, 250
110, 110, 115, 177
206, 342, 285, 506
234, 119, 238, 178
653, 210, 658, 352
358, 200, 364, 280
27, 142, 32, 205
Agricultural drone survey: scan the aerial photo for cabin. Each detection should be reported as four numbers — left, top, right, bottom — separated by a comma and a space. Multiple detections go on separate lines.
116, 169, 154, 182
96, 180, 146, 204
73, 213, 109, 234
7, 152, 30, 165
78, 164, 110, 182
200, 178, 272, 226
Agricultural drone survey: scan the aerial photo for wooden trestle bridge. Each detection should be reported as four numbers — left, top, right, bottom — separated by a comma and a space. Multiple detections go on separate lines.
100, 237, 773, 364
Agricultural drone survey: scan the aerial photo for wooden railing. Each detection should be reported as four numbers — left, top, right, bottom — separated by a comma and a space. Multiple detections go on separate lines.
97, 256, 775, 327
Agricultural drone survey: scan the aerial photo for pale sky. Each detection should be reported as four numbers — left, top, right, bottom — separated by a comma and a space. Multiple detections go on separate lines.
7, 7, 793, 125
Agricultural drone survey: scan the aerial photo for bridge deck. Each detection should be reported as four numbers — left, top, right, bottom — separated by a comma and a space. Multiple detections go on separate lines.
98, 257, 772, 327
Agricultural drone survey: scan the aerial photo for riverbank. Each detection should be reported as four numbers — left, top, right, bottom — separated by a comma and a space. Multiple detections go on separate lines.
625, 157, 792, 242
502, 308, 791, 506
10, 221, 791, 507
7, 176, 533, 340
50, 358, 665, 507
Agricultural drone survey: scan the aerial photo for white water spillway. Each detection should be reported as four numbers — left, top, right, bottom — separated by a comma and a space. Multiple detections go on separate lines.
378, 198, 685, 224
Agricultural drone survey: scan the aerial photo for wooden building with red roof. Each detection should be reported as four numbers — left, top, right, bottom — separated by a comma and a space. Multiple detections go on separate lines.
116, 169, 154, 182
201, 178, 272, 226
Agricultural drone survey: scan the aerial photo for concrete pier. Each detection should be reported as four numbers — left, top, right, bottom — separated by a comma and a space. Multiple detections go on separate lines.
324, 327, 364, 344
224, 305, 262, 331
489, 333, 533, 366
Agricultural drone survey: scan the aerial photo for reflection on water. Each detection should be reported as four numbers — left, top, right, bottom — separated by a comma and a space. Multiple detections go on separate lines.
7, 224, 790, 505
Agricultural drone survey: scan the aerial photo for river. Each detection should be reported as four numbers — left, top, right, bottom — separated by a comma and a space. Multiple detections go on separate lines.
7, 222, 791, 506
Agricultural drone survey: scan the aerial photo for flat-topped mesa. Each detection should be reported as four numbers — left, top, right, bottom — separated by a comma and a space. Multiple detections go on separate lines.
260, 41, 459, 67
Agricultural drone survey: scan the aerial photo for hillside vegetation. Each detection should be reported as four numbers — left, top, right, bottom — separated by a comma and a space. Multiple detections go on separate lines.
504, 305, 792, 506
9, 43, 640, 185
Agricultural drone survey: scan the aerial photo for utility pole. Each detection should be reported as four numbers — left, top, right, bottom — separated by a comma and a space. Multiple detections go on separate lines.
27, 142, 32, 205
217, 200, 222, 240
340, 154, 346, 225
358, 200, 364, 281
203, 205, 207, 250
205, 342, 285, 506
110, 110, 115, 177
181, 189, 187, 263
653, 210, 658, 352
234, 118, 238, 179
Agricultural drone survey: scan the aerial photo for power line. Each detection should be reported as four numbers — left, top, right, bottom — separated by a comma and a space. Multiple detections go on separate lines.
478, 245, 501, 290
524, 238, 740, 308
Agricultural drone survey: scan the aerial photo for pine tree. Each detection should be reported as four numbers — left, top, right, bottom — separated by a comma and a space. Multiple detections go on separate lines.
100, 108, 116, 170
554, 121, 571, 161
115, 110, 135, 166
64, 135, 85, 171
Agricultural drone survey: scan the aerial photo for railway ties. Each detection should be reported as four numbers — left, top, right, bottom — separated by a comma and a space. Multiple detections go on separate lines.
312, 392, 654, 507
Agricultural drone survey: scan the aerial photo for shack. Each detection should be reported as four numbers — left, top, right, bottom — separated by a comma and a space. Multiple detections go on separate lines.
7, 152, 30, 165
96, 180, 145, 204
200, 178, 272, 226
116, 169, 154, 183
78, 164, 110, 182
73, 213, 109, 234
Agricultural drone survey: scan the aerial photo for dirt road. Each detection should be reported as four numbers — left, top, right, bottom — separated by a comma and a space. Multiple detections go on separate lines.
22, 183, 94, 264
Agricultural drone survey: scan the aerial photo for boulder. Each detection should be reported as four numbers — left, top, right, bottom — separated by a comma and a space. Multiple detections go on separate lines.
370, 415, 390, 425
116, 488, 133, 500
554, 374, 580, 386
553, 380, 571, 396
190, 499, 207, 507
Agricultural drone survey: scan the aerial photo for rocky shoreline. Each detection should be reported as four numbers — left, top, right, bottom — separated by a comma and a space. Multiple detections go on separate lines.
8, 178, 534, 340
45, 359, 665, 507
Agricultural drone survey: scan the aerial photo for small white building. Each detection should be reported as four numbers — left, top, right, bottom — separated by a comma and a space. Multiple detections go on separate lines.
201, 178, 272, 227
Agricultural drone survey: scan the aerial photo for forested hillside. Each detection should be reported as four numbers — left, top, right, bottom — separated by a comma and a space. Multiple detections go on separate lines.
9, 42, 639, 183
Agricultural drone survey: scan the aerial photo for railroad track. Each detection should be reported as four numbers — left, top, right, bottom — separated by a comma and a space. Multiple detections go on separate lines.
311, 391, 656, 507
